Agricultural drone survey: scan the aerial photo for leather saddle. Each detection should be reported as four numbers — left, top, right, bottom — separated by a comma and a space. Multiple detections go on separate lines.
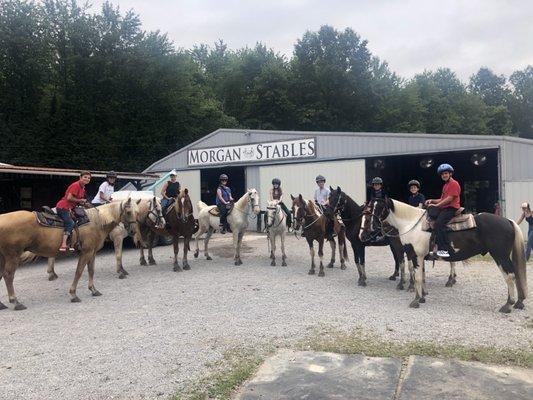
422, 207, 476, 232
208, 203, 234, 217
35, 206, 90, 229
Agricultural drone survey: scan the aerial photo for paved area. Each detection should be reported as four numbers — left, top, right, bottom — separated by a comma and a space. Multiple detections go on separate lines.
0, 233, 531, 399
237, 350, 533, 400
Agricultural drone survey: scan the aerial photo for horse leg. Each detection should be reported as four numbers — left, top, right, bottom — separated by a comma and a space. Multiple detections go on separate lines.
0, 257, 6, 310
318, 238, 325, 277
236, 231, 244, 265
139, 246, 147, 266
389, 244, 400, 280
397, 259, 406, 290
204, 227, 213, 260
308, 239, 315, 275
182, 236, 191, 270
359, 245, 367, 286
409, 256, 424, 308
111, 228, 128, 279
270, 233, 276, 266
445, 262, 457, 287
194, 225, 204, 259
147, 232, 157, 265
421, 263, 428, 299
327, 239, 335, 268
172, 237, 182, 272
69, 252, 91, 303
47, 257, 59, 281
281, 232, 287, 267
406, 259, 415, 292
87, 253, 102, 297
4, 257, 26, 310
494, 256, 517, 313
339, 238, 346, 270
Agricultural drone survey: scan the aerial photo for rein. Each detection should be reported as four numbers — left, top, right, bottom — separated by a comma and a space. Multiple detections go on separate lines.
372, 208, 427, 238
266, 205, 285, 229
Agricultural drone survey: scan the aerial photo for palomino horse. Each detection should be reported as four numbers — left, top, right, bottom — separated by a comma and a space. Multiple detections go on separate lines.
0, 199, 139, 310
46, 196, 164, 280
194, 189, 260, 265
140, 189, 197, 271
361, 198, 528, 313
291, 194, 347, 277
265, 200, 287, 266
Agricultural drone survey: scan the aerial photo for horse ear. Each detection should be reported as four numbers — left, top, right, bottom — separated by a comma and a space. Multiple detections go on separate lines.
329, 185, 333, 191
291, 194, 295, 200
386, 197, 395, 211
136, 198, 142, 205
184, 188, 188, 194
125, 197, 132, 205
298, 194, 303, 200
336, 186, 341, 194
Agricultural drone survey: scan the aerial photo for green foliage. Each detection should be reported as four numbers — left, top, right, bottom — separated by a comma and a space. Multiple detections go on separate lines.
0, 2, 531, 171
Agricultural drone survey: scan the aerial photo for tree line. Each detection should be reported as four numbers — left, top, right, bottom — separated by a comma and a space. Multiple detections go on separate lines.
1, 0, 532, 171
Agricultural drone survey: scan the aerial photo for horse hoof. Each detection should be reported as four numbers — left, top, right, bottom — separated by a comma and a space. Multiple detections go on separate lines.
48, 273, 58, 281
206, 256, 212, 261
173, 266, 182, 272
359, 280, 367, 287
397, 284, 404, 290
452, 278, 457, 284
149, 260, 157, 266
389, 274, 397, 281
499, 304, 512, 313
327, 263, 334, 269
419, 297, 426, 303
71, 297, 81, 303
92, 290, 102, 297
183, 264, 191, 271
122, 269, 129, 276
140, 259, 147, 266
308, 270, 315, 275
118, 273, 127, 280
271, 261, 276, 266
14, 303, 27, 311
513, 300, 525, 309
445, 281, 453, 287
318, 271, 325, 277
0, 302, 7, 310
281, 261, 287, 267
409, 300, 420, 309
340, 264, 346, 270
194, 251, 199, 258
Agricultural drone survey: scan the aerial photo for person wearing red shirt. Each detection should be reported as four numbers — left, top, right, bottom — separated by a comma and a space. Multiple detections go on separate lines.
425, 164, 461, 258
56, 171, 91, 252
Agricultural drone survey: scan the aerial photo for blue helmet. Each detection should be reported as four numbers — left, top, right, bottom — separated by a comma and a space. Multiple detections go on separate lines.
437, 163, 454, 174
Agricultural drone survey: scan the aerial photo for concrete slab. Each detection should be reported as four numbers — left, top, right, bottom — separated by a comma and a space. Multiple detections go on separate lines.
398, 356, 533, 400
236, 349, 403, 400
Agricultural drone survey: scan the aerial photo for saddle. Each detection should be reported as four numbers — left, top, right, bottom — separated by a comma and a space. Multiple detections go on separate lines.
422, 207, 476, 232
208, 203, 234, 217
35, 206, 90, 229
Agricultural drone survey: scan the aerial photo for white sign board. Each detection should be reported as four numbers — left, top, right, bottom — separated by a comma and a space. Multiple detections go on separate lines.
188, 138, 316, 166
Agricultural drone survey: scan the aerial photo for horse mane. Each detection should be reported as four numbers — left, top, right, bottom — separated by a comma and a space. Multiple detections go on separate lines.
307, 200, 320, 216
86, 201, 122, 228
390, 199, 424, 220
235, 190, 250, 209
176, 190, 193, 213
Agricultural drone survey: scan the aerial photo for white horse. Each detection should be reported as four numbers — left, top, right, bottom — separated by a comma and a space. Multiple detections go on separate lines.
266, 200, 287, 266
194, 189, 260, 265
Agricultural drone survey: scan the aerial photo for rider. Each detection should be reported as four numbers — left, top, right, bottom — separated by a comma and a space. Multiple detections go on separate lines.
425, 163, 461, 258
56, 171, 91, 252
407, 179, 425, 208
269, 178, 292, 230
314, 175, 334, 237
370, 177, 387, 199
216, 173, 234, 234
517, 202, 533, 260
91, 171, 117, 207
161, 170, 180, 212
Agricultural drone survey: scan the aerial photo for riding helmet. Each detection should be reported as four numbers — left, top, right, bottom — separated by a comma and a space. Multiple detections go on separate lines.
272, 178, 281, 185
372, 177, 383, 185
408, 179, 420, 188
315, 175, 326, 182
219, 174, 229, 181
437, 163, 454, 174
106, 171, 117, 178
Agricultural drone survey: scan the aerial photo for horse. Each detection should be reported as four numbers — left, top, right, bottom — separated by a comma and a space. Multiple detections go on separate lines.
141, 189, 197, 272
0, 199, 140, 310
46, 196, 165, 280
291, 194, 347, 277
265, 200, 288, 267
361, 198, 528, 313
325, 187, 407, 288
194, 189, 260, 265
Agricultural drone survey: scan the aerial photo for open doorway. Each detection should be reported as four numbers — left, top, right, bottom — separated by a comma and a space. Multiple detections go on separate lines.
365, 149, 499, 213
200, 166, 246, 205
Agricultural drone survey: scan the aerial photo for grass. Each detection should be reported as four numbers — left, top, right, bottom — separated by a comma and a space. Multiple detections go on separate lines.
172, 347, 265, 400
297, 327, 533, 369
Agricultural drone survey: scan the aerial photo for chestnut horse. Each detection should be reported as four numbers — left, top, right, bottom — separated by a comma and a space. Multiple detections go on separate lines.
0, 199, 139, 310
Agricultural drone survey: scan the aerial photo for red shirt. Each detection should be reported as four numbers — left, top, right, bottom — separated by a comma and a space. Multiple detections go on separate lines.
56, 181, 86, 210
440, 178, 461, 209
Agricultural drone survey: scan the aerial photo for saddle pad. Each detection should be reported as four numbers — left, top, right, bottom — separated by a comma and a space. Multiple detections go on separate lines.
35, 211, 90, 229
208, 204, 234, 217
422, 213, 476, 232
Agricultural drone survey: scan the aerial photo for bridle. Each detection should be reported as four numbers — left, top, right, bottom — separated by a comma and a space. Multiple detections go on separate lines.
177, 196, 193, 223
364, 200, 427, 239
119, 201, 138, 233
146, 199, 164, 228
329, 192, 363, 223
233, 192, 260, 217
266, 204, 285, 229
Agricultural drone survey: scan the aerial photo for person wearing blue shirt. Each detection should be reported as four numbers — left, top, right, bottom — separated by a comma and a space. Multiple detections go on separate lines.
216, 173, 234, 234
407, 180, 425, 208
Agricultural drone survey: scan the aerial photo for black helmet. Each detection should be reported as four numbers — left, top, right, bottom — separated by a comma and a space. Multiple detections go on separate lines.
272, 178, 281, 185
315, 175, 326, 182
106, 171, 117, 178
408, 179, 420, 188
219, 174, 229, 181
372, 177, 383, 185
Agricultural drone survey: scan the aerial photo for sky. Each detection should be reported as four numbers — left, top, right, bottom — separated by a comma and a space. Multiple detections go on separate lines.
90, 0, 533, 82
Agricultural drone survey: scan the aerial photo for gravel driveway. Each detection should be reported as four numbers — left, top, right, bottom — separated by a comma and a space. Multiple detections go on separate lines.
1, 233, 531, 399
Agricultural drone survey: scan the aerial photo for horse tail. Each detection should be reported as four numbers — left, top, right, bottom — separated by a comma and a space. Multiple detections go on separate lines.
197, 201, 208, 211
20, 251, 39, 264
511, 220, 528, 300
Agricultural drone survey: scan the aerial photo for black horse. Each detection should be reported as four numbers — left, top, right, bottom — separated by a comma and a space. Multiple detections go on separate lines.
325, 187, 407, 288
362, 198, 528, 313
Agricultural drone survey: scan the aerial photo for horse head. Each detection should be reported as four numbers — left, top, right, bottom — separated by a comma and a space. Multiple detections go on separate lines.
360, 198, 393, 242
247, 188, 261, 215
266, 200, 281, 228
177, 188, 193, 223
147, 197, 165, 229
120, 198, 141, 237
291, 194, 307, 231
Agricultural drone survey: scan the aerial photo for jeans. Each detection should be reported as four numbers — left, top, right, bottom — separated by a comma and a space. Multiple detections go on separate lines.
57, 208, 75, 234
526, 230, 533, 261
161, 198, 175, 212
279, 202, 292, 227
218, 204, 229, 226
434, 207, 457, 252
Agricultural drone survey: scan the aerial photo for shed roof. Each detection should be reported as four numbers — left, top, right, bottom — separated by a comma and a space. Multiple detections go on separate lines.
0, 164, 159, 180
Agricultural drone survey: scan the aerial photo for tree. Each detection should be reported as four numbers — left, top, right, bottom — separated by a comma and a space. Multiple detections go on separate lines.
509, 66, 533, 138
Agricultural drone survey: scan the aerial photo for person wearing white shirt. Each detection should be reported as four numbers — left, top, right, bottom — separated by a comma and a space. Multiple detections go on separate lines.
314, 174, 330, 209
92, 171, 117, 206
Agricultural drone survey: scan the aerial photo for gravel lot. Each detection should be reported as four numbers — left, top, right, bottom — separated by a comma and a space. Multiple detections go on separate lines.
1, 233, 532, 399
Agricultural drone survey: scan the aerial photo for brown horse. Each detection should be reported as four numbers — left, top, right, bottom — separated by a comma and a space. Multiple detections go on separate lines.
291, 194, 347, 277
0, 199, 140, 310
140, 189, 196, 272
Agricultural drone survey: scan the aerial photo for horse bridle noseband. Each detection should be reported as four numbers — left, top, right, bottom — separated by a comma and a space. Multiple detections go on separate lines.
266, 204, 285, 229
119, 201, 137, 232
365, 201, 427, 238
147, 199, 164, 227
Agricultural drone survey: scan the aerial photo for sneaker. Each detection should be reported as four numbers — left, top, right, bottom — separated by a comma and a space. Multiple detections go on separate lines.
437, 250, 450, 258
219, 225, 226, 234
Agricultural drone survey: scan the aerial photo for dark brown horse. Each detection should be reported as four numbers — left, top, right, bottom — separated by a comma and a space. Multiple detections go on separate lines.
291, 194, 347, 277
140, 189, 196, 272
